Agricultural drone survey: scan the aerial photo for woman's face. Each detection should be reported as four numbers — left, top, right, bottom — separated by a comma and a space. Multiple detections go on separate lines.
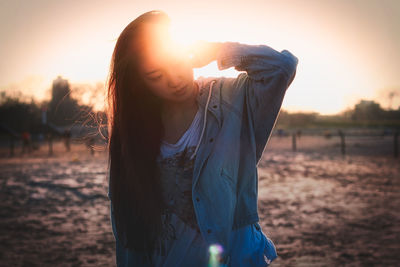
134, 23, 197, 104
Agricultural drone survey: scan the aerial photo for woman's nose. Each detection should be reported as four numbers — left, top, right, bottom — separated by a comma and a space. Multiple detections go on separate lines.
166, 63, 185, 88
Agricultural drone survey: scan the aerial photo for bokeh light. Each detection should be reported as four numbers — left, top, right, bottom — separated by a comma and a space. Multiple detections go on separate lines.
208, 243, 224, 267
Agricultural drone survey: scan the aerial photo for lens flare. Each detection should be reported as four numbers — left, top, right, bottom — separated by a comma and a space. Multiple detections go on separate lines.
208, 243, 224, 267
168, 19, 199, 62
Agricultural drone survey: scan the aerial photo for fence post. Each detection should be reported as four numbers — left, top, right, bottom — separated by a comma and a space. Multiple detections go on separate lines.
338, 129, 346, 156
292, 132, 297, 152
394, 131, 399, 158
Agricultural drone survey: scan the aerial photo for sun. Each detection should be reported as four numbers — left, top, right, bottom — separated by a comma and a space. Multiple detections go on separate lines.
168, 20, 199, 47
166, 19, 241, 79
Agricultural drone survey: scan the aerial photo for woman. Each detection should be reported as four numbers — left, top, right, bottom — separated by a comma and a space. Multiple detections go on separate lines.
107, 10, 298, 267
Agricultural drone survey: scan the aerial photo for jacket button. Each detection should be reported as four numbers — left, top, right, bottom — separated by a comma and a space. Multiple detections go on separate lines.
209, 138, 214, 143
213, 105, 217, 108
196, 197, 200, 202
207, 229, 212, 234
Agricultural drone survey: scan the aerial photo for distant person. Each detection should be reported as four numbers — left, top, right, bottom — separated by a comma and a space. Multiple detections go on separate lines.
382, 128, 390, 139
63, 129, 71, 151
21, 131, 32, 154
47, 132, 53, 156
296, 129, 302, 139
277, 128, 285, 138
85, 136, 95, 155
9, 134, 15, 157
106, 10, 298, 267
323, 130, 332, 139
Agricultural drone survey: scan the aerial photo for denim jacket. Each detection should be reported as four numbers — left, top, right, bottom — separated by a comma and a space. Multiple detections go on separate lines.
109, 41, 298, 266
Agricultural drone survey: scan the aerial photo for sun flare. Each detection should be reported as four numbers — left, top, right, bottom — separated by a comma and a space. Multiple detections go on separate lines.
169, 20, 199, 47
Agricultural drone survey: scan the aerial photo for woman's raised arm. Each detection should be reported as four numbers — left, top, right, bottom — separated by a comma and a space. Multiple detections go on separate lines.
216, 41, 299, 163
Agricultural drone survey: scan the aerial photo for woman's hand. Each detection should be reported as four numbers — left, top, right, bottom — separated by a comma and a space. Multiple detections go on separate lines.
186, 41, 223, 69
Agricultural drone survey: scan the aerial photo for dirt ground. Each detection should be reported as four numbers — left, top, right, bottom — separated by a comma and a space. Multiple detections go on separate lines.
0, 134, 399, 266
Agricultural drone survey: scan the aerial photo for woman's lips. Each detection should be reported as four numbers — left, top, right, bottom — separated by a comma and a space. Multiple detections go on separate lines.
173, 85, 187, 96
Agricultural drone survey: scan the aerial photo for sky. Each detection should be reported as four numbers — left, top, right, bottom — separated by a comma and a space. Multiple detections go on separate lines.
0, 0, 399, 114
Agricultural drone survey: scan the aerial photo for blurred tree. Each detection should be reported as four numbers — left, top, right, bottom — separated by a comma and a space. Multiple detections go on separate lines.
48, 76, 82, 126
276, 110, 318, 127
385, 107, 400, 121
0, 76, 103, 137
0, 93, 41, 133
375, 86, 400, 111
351, 100, 385, 121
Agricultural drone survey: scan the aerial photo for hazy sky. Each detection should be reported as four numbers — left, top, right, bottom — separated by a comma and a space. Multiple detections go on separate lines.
0, 0, 399, 114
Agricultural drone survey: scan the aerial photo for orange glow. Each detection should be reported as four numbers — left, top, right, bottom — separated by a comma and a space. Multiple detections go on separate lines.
0, 1, 398, 115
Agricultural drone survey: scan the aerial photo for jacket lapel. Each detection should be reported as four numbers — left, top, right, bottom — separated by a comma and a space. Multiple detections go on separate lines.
192, 78, 222, 190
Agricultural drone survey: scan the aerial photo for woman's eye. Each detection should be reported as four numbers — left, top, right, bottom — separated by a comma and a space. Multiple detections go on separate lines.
150, 75, 162, 81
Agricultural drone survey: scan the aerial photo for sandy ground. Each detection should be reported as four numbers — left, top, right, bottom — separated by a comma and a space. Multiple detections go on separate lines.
0, 135, 399, 266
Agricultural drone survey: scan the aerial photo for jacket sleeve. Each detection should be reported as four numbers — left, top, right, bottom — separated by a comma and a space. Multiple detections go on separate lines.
216, 42, 298, 163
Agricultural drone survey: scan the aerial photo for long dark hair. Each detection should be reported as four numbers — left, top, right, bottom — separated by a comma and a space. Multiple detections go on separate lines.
106, 10, 170, 259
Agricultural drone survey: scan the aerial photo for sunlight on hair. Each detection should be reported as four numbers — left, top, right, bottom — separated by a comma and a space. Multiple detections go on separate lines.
208, 243, 224, 267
